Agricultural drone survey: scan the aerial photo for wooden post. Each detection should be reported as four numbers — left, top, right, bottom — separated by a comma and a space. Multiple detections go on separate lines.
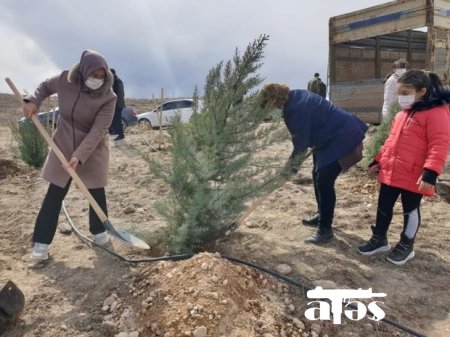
158, 87, 164, 149
407, 30, 413, 65
46, 97, 50, 132
426, 0, 435, 71
50, 96, 55, 136
375, 36, 381, 79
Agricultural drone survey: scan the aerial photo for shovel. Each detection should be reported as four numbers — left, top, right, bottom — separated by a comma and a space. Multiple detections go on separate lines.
5, 78, 149, 250
0, 281, 25, 333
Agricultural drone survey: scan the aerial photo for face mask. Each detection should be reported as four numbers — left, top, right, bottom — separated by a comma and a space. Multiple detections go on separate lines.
395, 68, 406, 77
398, 95, 415, 109
85, 77, 104, 90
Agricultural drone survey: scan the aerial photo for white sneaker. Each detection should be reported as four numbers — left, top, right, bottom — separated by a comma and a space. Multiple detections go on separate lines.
31, 243, 49, 260
93, 231, 110, 246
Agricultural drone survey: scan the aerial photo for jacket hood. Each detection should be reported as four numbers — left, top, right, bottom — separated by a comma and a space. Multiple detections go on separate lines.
67, 49, 114, 98
409, 85, 450, 113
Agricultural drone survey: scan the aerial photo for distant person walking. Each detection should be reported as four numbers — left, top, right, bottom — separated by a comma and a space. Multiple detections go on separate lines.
307, 73, 326, 98
382, 58, 409, 120
110, 68, 126, 141
23, 50, 117, 260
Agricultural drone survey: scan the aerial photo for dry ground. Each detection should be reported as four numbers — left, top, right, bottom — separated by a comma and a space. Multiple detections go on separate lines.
0, 117, 449, 337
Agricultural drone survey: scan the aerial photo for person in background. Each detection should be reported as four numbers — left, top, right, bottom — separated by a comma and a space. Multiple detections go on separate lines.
382, 58, 409, 120
307, 72, 326, 98
23, 50, 117, 260
307, 73, 320, 95
383, 71, 393, 84
358, 69, 450, 265
318, 78, 327, 98
110, 68, 126, 141
259, 83, 368, 244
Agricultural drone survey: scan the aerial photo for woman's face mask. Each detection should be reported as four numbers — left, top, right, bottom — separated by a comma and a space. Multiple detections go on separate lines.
397, 95, 415, 109
85, 77, 104, 90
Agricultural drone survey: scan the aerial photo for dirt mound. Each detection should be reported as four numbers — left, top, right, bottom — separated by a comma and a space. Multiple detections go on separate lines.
101, 253, 331, 337
437, 181, 450, 203
0, 159, 24, 179
346, 166, 379, 196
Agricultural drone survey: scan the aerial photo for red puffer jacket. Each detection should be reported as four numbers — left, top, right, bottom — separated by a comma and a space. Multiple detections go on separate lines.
375, 104, 450, 196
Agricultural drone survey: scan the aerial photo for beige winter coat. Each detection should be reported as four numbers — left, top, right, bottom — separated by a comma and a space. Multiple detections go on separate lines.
27, 52, 117, 188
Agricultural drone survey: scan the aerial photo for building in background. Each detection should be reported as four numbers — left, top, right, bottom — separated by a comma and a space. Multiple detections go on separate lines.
328, 0, 450, 124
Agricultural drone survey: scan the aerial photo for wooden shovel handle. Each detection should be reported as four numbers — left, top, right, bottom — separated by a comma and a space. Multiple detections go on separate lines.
5, 77, 107, 222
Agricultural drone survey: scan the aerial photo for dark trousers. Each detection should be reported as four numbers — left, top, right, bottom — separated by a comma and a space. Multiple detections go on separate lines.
33, 180, 108, 244
312, 155, 343, 230
374, 184, 422, 239
111, 107, 124, 137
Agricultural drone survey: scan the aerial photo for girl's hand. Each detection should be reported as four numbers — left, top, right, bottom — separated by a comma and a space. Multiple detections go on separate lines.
63, 157, 79, 172
368, 164, 380, 174
416, 178, 434, 193
23, 102, 38, 118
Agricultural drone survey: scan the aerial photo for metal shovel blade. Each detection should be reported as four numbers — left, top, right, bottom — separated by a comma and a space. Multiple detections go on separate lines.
0, 281, 25, 324
102, 220, 150, 249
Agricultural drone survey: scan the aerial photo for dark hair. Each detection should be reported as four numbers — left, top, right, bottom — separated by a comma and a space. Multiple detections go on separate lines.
398, 69, 450, 111
110, 68, 116, 75
314, 72, 319, 77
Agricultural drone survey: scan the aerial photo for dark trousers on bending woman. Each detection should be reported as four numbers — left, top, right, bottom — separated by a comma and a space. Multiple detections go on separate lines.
33, 179, 108, 244
313, 157, 342, 230
374, 184, 422, 240
306, 155, 342, 243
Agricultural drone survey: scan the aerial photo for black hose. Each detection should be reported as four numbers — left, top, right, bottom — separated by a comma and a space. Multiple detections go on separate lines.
62, 202, 427, 337
62, 203, 193, 263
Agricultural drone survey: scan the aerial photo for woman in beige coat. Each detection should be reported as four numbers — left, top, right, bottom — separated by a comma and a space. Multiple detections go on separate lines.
23, 50, 117, 260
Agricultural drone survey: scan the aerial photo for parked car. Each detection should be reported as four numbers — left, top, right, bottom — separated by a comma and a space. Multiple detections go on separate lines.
120, 107, 138, 131
137, 98, 200, 128
18, 108, 59, 129
19, 107, 138, 131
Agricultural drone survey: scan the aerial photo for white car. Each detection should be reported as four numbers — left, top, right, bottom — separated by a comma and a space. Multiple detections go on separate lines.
137, 98, 200, 128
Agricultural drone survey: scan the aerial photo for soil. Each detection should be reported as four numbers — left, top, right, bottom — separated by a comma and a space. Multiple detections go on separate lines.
0, 120, 449, 337
0, 159, 24, 179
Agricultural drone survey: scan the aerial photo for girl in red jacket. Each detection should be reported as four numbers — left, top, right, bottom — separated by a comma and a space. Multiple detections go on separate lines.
358, 69, 450, 265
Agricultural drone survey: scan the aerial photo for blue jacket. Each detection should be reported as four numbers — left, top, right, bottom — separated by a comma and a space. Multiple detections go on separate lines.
283, 90, 368, 169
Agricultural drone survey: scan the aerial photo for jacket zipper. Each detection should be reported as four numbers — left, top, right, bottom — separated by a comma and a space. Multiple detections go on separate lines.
71, 91, 81, 152
405, 111, 416, 126
389, 112, 408, 178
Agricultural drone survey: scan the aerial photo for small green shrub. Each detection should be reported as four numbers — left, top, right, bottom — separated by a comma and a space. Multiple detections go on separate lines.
364, 102, 400, 165
11, 121, 48, 168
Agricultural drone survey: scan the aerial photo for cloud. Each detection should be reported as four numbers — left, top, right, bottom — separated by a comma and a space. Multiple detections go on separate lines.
0, 22, 61, 95
0, 0, 388, 98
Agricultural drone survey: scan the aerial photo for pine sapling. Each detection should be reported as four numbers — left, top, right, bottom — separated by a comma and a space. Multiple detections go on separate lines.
147, 35, 289, 253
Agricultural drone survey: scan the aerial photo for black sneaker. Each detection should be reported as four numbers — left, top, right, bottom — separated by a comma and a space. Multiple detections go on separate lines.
386, 240, 415, 265
114, 135, 125, 142
302, 213, 319, 227
358, 237, 390, 256
305, 228, 334, 245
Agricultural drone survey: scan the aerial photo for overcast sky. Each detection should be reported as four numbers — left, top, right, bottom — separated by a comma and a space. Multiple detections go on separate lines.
0, 0, 389, 99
